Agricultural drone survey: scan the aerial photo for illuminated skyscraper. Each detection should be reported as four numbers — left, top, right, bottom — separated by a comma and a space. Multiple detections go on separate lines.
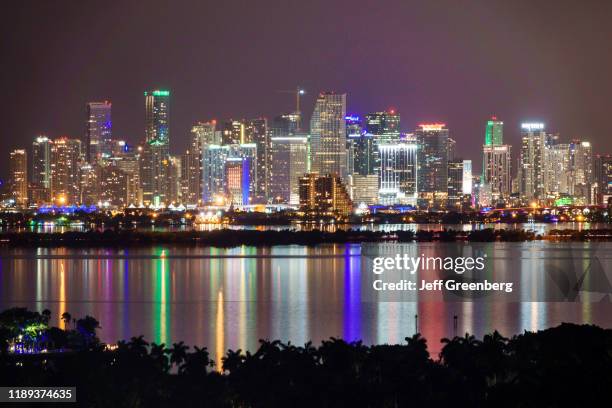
86, 101, 112, 163
79, 163, 99, 205
484, 116, 503, 146
142, 90, 170, 205
99, 165, 129, 208
32, 136, 52, 190
230, 144, 257, 203
269, 135, 308, 204
448, 159, 472, 209
271, 113, 300, 136
545, 144, 571, 196
347, 115, 380, 177
364, 109, 400, 144
310, 92, 347, 179
113, 150, 141, 205
225, 158, 250, 206
202, 145, 230, 204
595, 154, 612, 204
145, 90, 170, 146
222, 120, 244, 145
140, 142, 168, 206
415, 123, 449, 206
181, 149, 201, 205
519, 123, 546, 200
9, 149, 28, 207
378, 142, 417, 205
245, 118, 269, 201
568, 140, 593, 191
50, 137, 82, 204
192, 121, 219, 147
180, 121, 218, 205
483, 145, 512, 199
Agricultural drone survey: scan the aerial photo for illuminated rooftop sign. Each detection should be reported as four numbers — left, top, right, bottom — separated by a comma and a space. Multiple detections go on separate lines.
144, 90, 170, 97
521, 123, 544, 131
418, 123, 446, 131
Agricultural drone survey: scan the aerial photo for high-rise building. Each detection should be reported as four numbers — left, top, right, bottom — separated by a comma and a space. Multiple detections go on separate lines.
191, 121, 219, 147
50, 137, 82, 204
519, 123, 547, 200
79, 163, 99, 205
268, 135, 308, 204
568, 140, 593, 197
85, 101, 112, 163
32, 136, 52, 190
9, 149, 28, 207
299, 173, 353, 217
245, 118, 269, 201
140, 142, 168, 206
364, 109, 400, 144
482, 145, 512, 199
225, 157, 250, 206
378, 142, 418, 205
595, 154, 612, 204
233, 144, 257, 202
310, 92, 347, 179
112, 152, 141, 205
347, 118, 379, 177
222, 120, 244, 145
271, 114, 300, 136
416, 123, 449, 207
545, 144, 571, 196
181, 149, 201, 205
484, 116, 503, 146
447, 159, 472, 209
185, 121, 219, 204
145, 90, 170, 146
142, 90, 170, 205
202, 145, 230, 204
201, 144, 257, 206
99, 166, 128, 208
462, 160, 473, 197
166, 155, 182, 204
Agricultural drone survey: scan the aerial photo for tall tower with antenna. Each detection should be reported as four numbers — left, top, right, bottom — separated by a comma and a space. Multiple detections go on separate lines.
277, 86, 306, 130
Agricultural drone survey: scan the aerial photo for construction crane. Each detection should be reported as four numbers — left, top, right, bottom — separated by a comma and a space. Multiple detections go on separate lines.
276, 87, 306, 130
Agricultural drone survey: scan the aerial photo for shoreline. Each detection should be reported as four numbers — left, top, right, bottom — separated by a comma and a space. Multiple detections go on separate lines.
2, 227, 612, 247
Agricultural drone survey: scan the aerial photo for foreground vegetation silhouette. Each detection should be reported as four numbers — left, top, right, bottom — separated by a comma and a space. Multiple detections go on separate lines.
1, 308, 611, 407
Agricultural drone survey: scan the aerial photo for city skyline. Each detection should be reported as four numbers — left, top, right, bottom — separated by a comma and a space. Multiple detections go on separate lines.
3, 0, 612, 179
4, 91, 608, 211
0, 86, 607, 180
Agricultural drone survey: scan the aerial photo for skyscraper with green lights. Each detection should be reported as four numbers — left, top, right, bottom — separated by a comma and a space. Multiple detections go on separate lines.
145, 90, 170, 146
484, 116, 503, 146
142, 90, 171, 205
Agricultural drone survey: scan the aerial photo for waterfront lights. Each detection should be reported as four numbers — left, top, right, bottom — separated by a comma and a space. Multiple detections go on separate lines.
56, 194, 67, 206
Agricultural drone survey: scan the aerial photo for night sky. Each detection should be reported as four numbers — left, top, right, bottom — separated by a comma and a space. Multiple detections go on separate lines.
2, 0, 612, 178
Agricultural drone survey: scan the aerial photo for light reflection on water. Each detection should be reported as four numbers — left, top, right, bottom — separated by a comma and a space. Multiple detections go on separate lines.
0, 243, 610, 359
5, 222, 602, 236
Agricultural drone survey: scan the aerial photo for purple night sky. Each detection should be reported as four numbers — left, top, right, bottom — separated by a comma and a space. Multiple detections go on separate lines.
2, 0, 612, 178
